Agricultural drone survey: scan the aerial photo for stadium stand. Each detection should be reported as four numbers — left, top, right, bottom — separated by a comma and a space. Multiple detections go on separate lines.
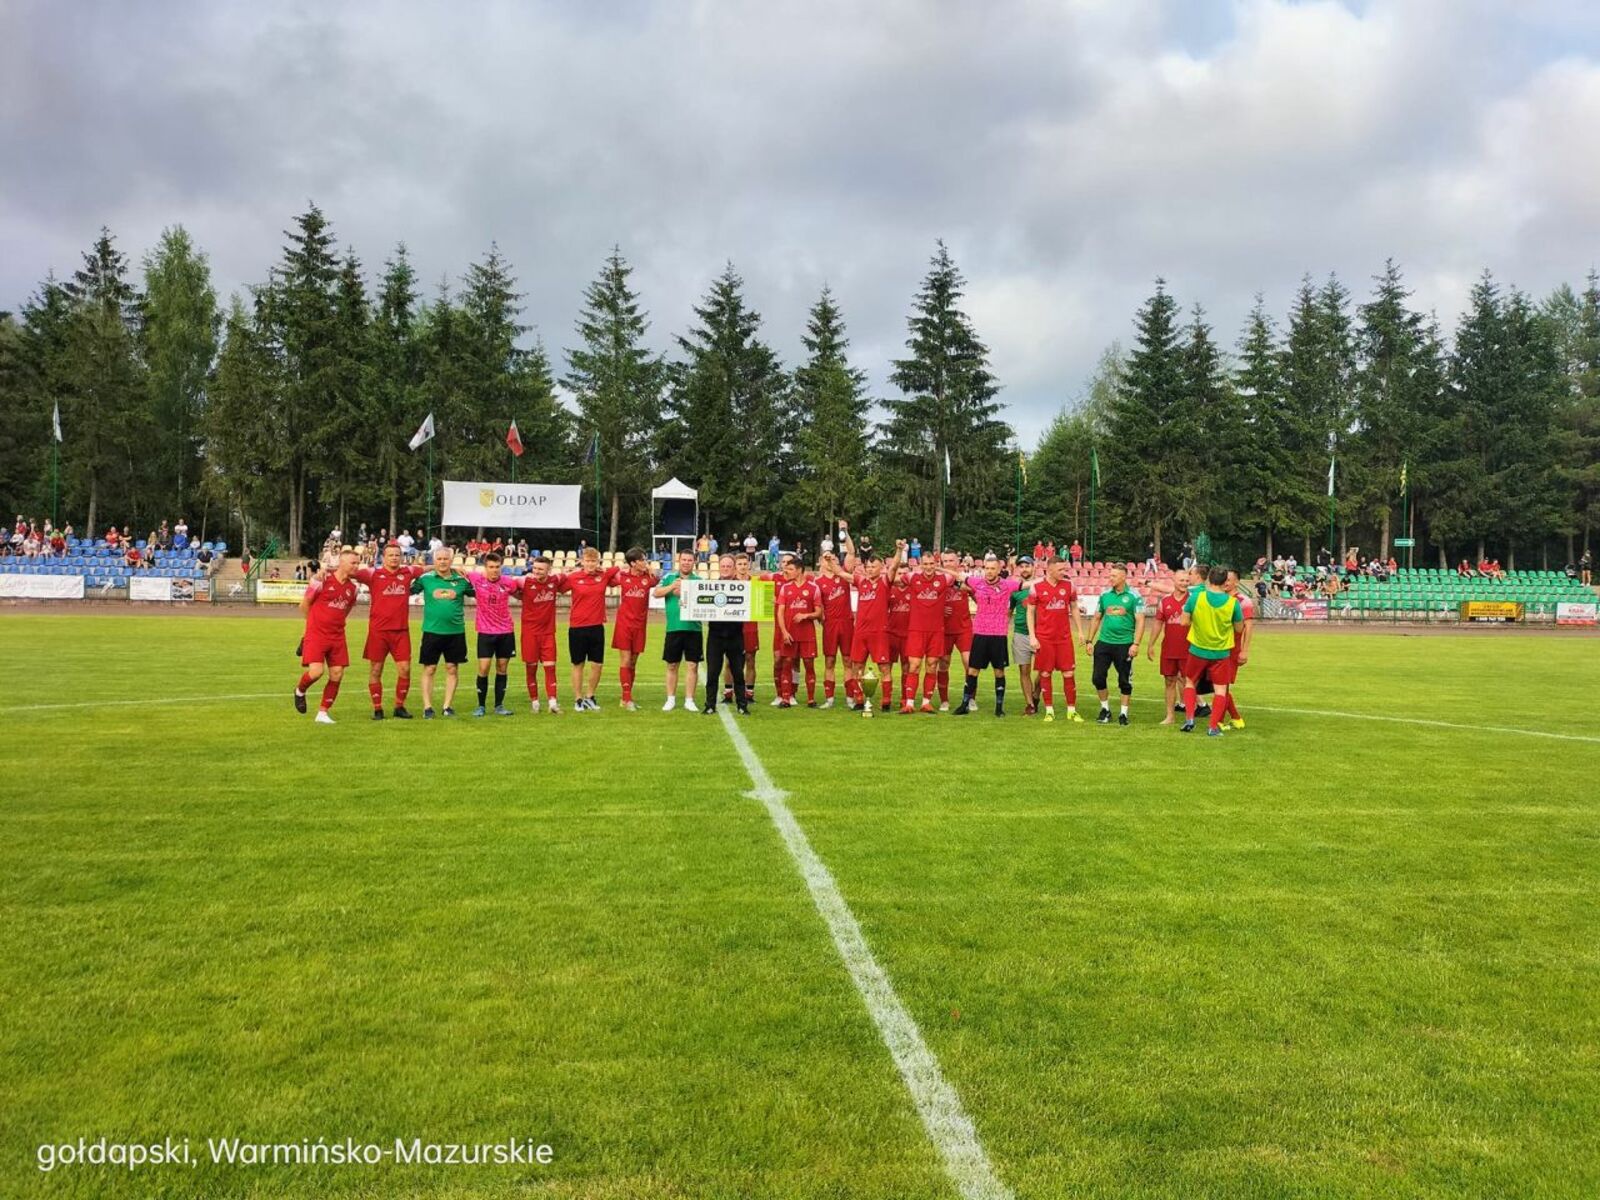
0, 538, 226, 589
1332, 567, 1594, 619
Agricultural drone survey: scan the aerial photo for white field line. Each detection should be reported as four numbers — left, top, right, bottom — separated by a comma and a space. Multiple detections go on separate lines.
717, 707, 1012, 1200
1132, 696, 1600, 745
1, 692, 281, 714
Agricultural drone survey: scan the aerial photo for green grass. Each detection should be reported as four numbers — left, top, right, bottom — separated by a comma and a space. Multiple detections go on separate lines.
2, 613, 1597, 1198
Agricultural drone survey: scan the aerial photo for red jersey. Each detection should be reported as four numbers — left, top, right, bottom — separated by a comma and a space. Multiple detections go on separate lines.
517, 573, 567, 633
303, 574, 360, 640
1230, 595, 1255, 660
615, 568, 653, 626
1156, 593, 1188, 657
943, 579, 973, 634
355, 565, 420, 632
814, 574, 853, 627
904, 570, 951, 633
1026, 579, 1077, 641
565, 566, 619, 628
778, 578, 821, 637
853, 571, 892, 634
888, 574, 912, 634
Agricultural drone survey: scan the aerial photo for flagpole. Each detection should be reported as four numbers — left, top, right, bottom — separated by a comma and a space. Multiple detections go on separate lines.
593, 433, 601, 551
51, 439, 59, 528
1089, 446, 1098, 562
427, 439, 434, 539
1013, 453, 1021, 553
938, 445, 947, 552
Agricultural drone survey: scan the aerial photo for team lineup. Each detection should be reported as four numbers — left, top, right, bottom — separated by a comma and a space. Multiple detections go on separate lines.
293, 529, 1253, 734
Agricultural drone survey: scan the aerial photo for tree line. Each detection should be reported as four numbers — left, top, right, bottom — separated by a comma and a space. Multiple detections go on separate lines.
1, 206, 1595, 568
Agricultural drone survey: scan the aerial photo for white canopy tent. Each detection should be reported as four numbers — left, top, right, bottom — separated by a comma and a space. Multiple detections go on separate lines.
650, 477, 699, 559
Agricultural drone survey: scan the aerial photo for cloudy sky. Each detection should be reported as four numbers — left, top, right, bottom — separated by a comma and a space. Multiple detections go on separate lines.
3, 0, 1598, 442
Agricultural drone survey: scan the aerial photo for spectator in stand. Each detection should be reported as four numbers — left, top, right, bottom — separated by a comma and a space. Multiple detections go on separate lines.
1033, 539, 1047, 562
1069, 539, 1083, 566
516, 538, 529, 559
1582, 550, 1593, 586
23, 530, 41, 558
1045, 540, 1056, 560
105, 526, 121, 548
397, 530, 414, 561
196, 544, 217, 576
156, 521, 171, 550
49, 528, 65, 556
744, 532, 758, 559
1253, 555, 1268, 576
124, 542, 141, 569
173, 518, 189, 550
269, 565, 283, 580
1387, 554, 1398, 574
1565, 560, 1580, 580
1457, 559, 1471, 577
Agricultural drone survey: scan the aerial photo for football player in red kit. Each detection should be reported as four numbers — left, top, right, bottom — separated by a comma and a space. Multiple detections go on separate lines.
515, 555, 566, 713
295, 547, 361, 724
1026, 556, 1087, 722
1148, 567, 1191, 726
773, 558, 822, 707
937, 549, 974, 710
814, 551, 856, 708
830, 530, 899, 717
356, 541, 424, 719
611, 547, 657, 710
901, 550, 955, 714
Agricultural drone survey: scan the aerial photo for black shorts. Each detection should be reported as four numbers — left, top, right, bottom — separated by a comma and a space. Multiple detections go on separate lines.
1092, 642, 1135, 694
476, 631, 516, 661
419, 631, 468, 666
568, 624, 606, 665
662, 628, 704, 664
969, 633, 1010, 671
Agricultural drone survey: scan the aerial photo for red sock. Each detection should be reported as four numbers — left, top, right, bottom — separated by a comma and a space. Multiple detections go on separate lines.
824, 678, 836, 700
1225, 693, 1239, 720
543, 664, 557, 700
1064, 676, 1077, 707
1183, 685, 1197, 720
905, 669, 919, 703
395, 675, 409, 707
922, 671, 936, 700
1209, 700, 1224, 731
320, 679, 340, 711
297, 671, 314, 694
880, 674, 893, 707
368, 680, 383, 710
937, 666, 949, 703
803, 661, 817, 703
526, 663, 539, 700
1040, 675, 1053, 705
620, 666, 634, 703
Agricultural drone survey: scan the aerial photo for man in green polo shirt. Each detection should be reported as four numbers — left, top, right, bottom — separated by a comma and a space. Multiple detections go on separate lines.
408, 546, 475, 718
1084, 564, 1145, 725
651, 549, 703, 712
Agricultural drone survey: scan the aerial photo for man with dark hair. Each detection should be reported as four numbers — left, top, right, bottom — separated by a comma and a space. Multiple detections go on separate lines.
515, 555, 565, 713
612, 546, 657, 710
356, 541, 424, 720
1179, 565, 1244, 736
959, 554, 1020, 716
1026, 556, 1086, 722
1085, 564, 1144, 725
773, 556, 821, 708
466, 551, 520, 717
565, 547, 620, 712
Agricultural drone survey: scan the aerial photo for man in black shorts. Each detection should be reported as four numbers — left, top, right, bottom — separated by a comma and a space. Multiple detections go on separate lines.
410, 546, 474, 718
701, 554, 750, 715
652, 549, 703, 712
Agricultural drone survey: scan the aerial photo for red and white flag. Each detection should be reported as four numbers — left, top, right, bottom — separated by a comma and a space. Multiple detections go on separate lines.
506, 420, 524, 457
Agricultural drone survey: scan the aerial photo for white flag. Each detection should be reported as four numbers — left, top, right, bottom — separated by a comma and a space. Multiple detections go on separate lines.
1327, 455, 1336, 497
408, 412, 435, 451
52, 401, 62, 443
944, 447, 952, 484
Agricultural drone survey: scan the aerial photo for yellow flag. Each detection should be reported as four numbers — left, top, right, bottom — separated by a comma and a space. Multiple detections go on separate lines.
1019, 452, 1027, 485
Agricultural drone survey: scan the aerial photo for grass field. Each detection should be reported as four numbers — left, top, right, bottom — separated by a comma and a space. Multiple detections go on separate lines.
3, 612, 1598, 1199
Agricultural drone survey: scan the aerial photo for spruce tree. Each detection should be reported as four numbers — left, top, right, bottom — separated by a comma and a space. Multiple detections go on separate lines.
790, 286, 872, 543
142, 226, 219, 524
370, 245, 422, 536
1353, 261, 1427, 557
563, 248, 665, 550
661, 264, 789, 536
1234, 297, 1299, 558
204, 296, 282, 554
881, 242, 1010, 550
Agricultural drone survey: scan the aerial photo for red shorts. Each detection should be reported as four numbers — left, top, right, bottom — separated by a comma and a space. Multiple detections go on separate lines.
743, 624, 759, 654
522, 627, 558, 663
944, 626, 973, 655
850, 628, 891, 665
904, 628, 945, 660
1160, 654, 1186, 678
363, 627, 411, 663
1034, 639, 1075, 674
303, 634, 349, 668
823, 618, 854, 658
1184, 652, 1235, 686
778, 635, 817, 660
611, 622, 646, 654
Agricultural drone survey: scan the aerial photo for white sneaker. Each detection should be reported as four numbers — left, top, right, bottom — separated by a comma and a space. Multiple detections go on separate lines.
938, 701, 950, 712
770, 696, 785, 707
547, 699, 561, 714
663, 696, 677, 712
621, 700, 638, 712
822, 696, 835, 709
684, 696, 699, 712
530, 700, 540, 714
314, 710, 335, 725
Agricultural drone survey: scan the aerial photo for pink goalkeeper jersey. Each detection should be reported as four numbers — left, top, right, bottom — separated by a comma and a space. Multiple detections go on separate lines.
466, 571, 519, 634
965, 573, 1021, 636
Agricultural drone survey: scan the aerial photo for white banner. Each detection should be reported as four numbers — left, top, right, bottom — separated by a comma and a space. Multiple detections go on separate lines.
130, 576, 197, 601
1557, 601, 1597, 626
442, 480, 581, 530
0, 573, 85, 599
